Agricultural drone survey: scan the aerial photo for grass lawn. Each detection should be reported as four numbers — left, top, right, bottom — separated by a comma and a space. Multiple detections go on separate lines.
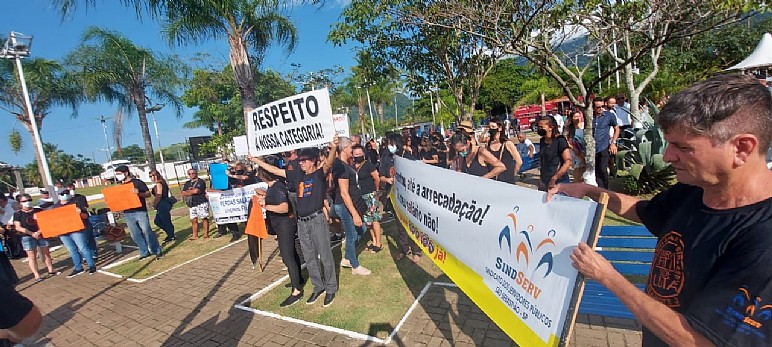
103, 214, 239, 279
250, 222, 449, 340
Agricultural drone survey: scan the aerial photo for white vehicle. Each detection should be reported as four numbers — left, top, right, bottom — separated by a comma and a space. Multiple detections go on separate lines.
100, 160, 133, 181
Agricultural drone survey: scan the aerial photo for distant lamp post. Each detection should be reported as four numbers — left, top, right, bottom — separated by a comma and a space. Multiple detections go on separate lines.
1, 32, 53, 187
146, 103, 167, 178
99, 115, 115, 179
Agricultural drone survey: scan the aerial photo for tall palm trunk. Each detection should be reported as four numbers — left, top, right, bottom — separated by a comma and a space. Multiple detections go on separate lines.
228, 34, 257, 130
20, 120, 48, 186
134, 88, 156, 169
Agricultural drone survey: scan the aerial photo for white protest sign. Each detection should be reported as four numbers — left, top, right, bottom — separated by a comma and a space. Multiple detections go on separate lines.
390, 157, 601, 347
332, 114, 350, 138
233, 135, 249, 156
246, 88, 335, 156
207, 184, 260, 224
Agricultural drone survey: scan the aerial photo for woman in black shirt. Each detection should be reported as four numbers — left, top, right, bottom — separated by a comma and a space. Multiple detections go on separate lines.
449, 131, 506, 179
254, 168, 304, 307
537, 116, 571, 191
150, 169, 175, 244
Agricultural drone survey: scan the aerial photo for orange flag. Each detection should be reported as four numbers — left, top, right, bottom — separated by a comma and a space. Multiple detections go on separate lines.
244, 195, 268, 239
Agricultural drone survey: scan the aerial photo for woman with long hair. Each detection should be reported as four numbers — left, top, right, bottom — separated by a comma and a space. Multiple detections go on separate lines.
485, 118, 523, 184
566, 110, 587, 183
449, 131, 506, 179
537, 116, 572, 191
149, 169, 175, 244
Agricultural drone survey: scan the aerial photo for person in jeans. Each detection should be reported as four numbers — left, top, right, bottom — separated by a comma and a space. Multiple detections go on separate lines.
55, 190, 96, 277
66, 182, 98, 258
114, 165, 162, 260
149, 169, 175, 244
296, 136, 339, 307
592, 97, 620, 189
332, 137, 371, 276
181, 168, 209, 240
13, 194, 57, 281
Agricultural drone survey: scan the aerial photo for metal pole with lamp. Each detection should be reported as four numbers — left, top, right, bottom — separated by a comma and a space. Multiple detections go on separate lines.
146, 103, 166, 178
100, 115, 115, 183
1, 32, 54, 188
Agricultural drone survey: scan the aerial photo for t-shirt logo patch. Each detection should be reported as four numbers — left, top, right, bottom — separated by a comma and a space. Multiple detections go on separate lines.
647, 231, 685, 308
298, 180, 313, 198
716, 286, 771, 338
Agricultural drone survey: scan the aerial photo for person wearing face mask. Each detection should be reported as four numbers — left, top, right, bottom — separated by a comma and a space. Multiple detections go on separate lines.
450, 131, 506, 179
379, 133, 423, 263
67, 182, 98, 259
13, 194, 57, 282
55, 190, 96, 277
351, 144, 384, 253
537, 116, 572, 191
114, 165, 163, 260
0, 194, 23, 260
485, 118, 523, 184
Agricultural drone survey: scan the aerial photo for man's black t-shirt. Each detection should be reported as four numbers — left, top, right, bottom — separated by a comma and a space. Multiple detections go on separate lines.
0, 284, 34, 346
635, 183, 772, 347
265, 180, 291, 221
296, 168, 327, 217
354, 161, 378, 195
182, 179, 207, 206
124, 178, 149, 213
285, 159, 301, 193
13, 209, 39, 233
538, 136, 570, 185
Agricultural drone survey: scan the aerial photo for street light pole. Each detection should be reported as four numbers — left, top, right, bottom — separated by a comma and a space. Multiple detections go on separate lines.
100, 115, 114, 180
364, 82, 376, 139
146, 104, 166, 178
2, 32, 53, 187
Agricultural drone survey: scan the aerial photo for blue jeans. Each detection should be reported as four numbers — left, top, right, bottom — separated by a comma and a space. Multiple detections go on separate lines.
154, 199, 175, 240
333, 203, 363, 269
124, 211, 161, 257
59, 229, 95, 271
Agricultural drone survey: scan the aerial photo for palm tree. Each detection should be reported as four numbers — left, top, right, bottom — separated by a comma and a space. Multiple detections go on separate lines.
159, 0, 297, 128
55, 0, 298, 131
0, 58, 82, 184
65, 27, 188, 169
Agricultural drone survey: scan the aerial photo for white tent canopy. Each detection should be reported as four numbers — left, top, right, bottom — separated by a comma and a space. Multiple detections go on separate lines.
727, 33, 772, 71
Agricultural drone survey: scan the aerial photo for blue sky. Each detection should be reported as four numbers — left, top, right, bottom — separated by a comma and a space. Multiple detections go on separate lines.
1, 0, 356, 166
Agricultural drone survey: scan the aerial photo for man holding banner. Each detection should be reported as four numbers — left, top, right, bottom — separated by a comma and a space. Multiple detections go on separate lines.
550, 74, 772, 347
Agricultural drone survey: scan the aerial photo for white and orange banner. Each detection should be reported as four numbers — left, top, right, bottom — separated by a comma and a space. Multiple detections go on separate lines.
390, 156, 602, 347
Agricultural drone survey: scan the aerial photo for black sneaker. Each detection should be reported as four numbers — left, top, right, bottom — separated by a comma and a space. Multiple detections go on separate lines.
229, 235, 242, 242
138, 254, 151, 261
280, 292, 304, 307
214, 233, 226, 238
323, 293, 335, 307
67, 269, 84, 278
88, 267, 97, 275
306, 290, 325, 305
155, 252, 164, 260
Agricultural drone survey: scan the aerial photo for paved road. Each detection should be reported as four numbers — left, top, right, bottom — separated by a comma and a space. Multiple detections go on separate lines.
12, 232, 642, 347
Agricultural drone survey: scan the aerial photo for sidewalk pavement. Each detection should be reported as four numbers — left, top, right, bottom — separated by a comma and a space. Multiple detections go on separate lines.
12, 236, 642, 347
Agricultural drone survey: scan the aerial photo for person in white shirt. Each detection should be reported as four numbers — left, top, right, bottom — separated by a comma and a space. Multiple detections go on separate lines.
516, 132, 536, 158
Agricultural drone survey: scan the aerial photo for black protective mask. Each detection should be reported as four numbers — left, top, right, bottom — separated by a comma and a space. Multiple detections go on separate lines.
353, 156, 366, 163
235, 170, 245, 175
537, 129, 548, 137
488, 129, 498, 138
